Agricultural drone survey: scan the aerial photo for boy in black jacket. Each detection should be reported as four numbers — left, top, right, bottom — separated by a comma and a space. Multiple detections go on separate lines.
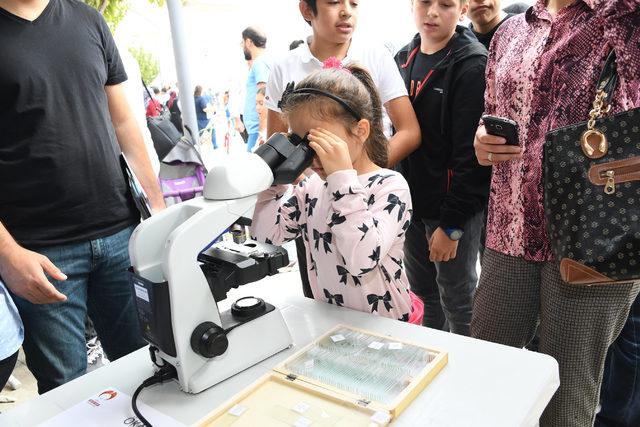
395, 0, 489, 336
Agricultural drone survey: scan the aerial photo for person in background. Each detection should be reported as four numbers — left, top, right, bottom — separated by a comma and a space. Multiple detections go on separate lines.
255, 86, 267, 146
468, 0, 523, 50
241, 26, 271, 152
166, 90, 183, 133
503, 2, 530, 14
396, 0, 489, 336
194, 85, 217, 149
145, 87, 162, 118
0, 281, 22, 392
0, 0, 164, 393
471, 1, 640, 424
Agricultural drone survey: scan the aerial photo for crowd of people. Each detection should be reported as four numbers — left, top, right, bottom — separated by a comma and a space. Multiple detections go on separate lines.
1, 0, 639, 426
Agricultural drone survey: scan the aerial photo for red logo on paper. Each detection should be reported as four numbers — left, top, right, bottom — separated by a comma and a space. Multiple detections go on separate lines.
99, 390, 118, 401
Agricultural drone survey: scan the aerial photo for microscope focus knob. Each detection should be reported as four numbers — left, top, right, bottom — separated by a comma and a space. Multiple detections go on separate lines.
191, 322, 229, 358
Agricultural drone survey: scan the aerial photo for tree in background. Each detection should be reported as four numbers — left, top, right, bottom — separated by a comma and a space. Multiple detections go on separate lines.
129, 46, 160, 84
83, 0, 165, 32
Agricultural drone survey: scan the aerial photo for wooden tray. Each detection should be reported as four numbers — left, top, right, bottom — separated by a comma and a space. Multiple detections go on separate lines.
196, 324, 447, 426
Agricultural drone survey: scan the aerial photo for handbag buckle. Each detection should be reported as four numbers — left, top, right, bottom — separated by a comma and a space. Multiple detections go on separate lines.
581, 129, 608, 159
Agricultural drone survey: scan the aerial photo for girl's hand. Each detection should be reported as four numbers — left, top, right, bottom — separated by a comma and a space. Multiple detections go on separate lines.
307, 128, 353, 176
474, 124, 523, 166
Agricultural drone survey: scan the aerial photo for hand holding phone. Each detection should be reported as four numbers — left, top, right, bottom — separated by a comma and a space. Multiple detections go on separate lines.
482, 115, 519, 146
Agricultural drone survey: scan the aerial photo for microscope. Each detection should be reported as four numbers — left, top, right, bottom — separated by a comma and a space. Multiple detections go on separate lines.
128, 134, 314, 394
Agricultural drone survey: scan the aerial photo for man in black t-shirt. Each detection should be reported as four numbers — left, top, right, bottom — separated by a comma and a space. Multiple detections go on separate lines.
468, 0, 528, 50
0, 0, 164, 393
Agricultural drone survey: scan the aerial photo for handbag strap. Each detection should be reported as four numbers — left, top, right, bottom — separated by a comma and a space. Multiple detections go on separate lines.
596, 50, 618, 102
141, 78, 154, 100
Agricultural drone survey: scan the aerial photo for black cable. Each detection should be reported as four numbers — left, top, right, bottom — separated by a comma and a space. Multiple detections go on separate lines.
131, 364, 177, 427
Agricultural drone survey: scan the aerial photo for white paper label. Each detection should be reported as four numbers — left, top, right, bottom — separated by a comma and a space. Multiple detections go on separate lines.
228, 404, 248, 416
330, 334, 345, 342
368, 341, 384, 350
304, 359, 315, 369
370, 410, 391, 424
134, 284, 149, 302
388, 342, 403, 350
294, 416, 312, 427
292, 401, 310, 414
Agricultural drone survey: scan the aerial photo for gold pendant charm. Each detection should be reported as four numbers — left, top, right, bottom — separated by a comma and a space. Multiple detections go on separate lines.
581, 129, 608, 159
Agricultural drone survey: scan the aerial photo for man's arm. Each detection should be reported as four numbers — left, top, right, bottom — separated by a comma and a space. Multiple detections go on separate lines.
0, 222, 67, 304
385, 96, 421, 167
105, 84, 165, 213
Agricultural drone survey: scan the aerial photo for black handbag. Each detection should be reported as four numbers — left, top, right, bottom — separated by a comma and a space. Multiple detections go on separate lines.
142, 80, 183, 161
544, 51, 640, 285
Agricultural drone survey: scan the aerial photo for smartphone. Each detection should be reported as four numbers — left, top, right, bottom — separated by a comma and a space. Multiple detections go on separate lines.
482, 115, 519, 146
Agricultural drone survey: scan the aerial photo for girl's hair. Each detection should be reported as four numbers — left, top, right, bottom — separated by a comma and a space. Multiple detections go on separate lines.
194, 85, 203, 97
256, 86, 266, 97
280, 64, 388, 167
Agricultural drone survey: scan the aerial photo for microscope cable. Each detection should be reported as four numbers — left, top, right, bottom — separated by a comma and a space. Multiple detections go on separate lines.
131, 364, 177, 427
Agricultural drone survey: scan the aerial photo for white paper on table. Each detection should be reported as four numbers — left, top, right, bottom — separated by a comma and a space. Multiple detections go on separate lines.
37, 387, 183, 427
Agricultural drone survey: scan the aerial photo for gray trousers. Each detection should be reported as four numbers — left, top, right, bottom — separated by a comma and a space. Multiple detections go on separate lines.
404, 212, 483, 336
472, 249, 640, 427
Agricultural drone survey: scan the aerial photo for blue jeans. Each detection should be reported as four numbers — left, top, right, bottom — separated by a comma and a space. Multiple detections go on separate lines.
403, 213, 483, 336
11, 225, 146, 394
247, 132, 259, 152
596, 292, 640, 427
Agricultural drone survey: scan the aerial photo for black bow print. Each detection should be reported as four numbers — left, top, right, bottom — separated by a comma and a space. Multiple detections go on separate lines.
360, 266, 374, 275
367, 291, 393, 312
358, 223, 368, 241
394, 269, 402, 280
399, 313, 409, 322
390, 256, 403, 268
373, 218, 379, 228
384, 194, 407, 221
368, 246, 380, 263
275, 193, 284, 201
366, 174, 394, 188
278, 81, 296, 110
329, 212, 346, 227
336, 265, 350, 285
305, 194, 318, 217
265, 238, 273, 245
367, 194, 375, 206
284, 196, 301, 222
286, 225, 298, 235
300, 223, 308, 240
381, 265, 391, 283
324, 289, 344, 307
313, 229, 333, 254
332, 190, 345, 201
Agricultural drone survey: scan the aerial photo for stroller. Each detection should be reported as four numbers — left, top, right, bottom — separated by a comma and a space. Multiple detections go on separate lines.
158, 129, 207, 206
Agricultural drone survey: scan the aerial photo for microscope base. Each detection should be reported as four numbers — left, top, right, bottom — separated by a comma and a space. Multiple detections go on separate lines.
181, 307, 293, 394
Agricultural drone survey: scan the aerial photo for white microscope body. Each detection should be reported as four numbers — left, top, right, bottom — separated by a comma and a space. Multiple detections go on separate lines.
128, 151, 295, 394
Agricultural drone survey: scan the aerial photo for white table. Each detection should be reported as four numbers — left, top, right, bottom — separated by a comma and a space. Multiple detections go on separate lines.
0, 272, 559, 427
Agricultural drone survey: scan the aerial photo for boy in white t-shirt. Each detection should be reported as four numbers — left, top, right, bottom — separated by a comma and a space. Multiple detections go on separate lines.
265, 0, 421, 167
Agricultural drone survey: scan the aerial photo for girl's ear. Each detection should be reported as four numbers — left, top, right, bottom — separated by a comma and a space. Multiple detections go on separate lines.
355, 119, 370, 143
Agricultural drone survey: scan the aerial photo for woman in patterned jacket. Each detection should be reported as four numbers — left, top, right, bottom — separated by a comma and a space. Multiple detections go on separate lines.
471, 1, 640, 425
251, 63, 415, 321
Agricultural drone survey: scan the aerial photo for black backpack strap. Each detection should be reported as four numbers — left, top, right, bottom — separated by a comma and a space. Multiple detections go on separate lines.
596, 50, 618, 102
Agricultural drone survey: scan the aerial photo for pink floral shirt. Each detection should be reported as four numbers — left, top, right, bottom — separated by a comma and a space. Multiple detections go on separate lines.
250, 169, 413, 320
484, 0, 640, 261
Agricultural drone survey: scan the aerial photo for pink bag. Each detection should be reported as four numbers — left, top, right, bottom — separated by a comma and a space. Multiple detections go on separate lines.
408, 290, 424, 325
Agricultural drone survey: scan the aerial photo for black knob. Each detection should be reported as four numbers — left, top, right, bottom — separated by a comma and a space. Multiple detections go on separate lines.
190, 322, 228, 358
